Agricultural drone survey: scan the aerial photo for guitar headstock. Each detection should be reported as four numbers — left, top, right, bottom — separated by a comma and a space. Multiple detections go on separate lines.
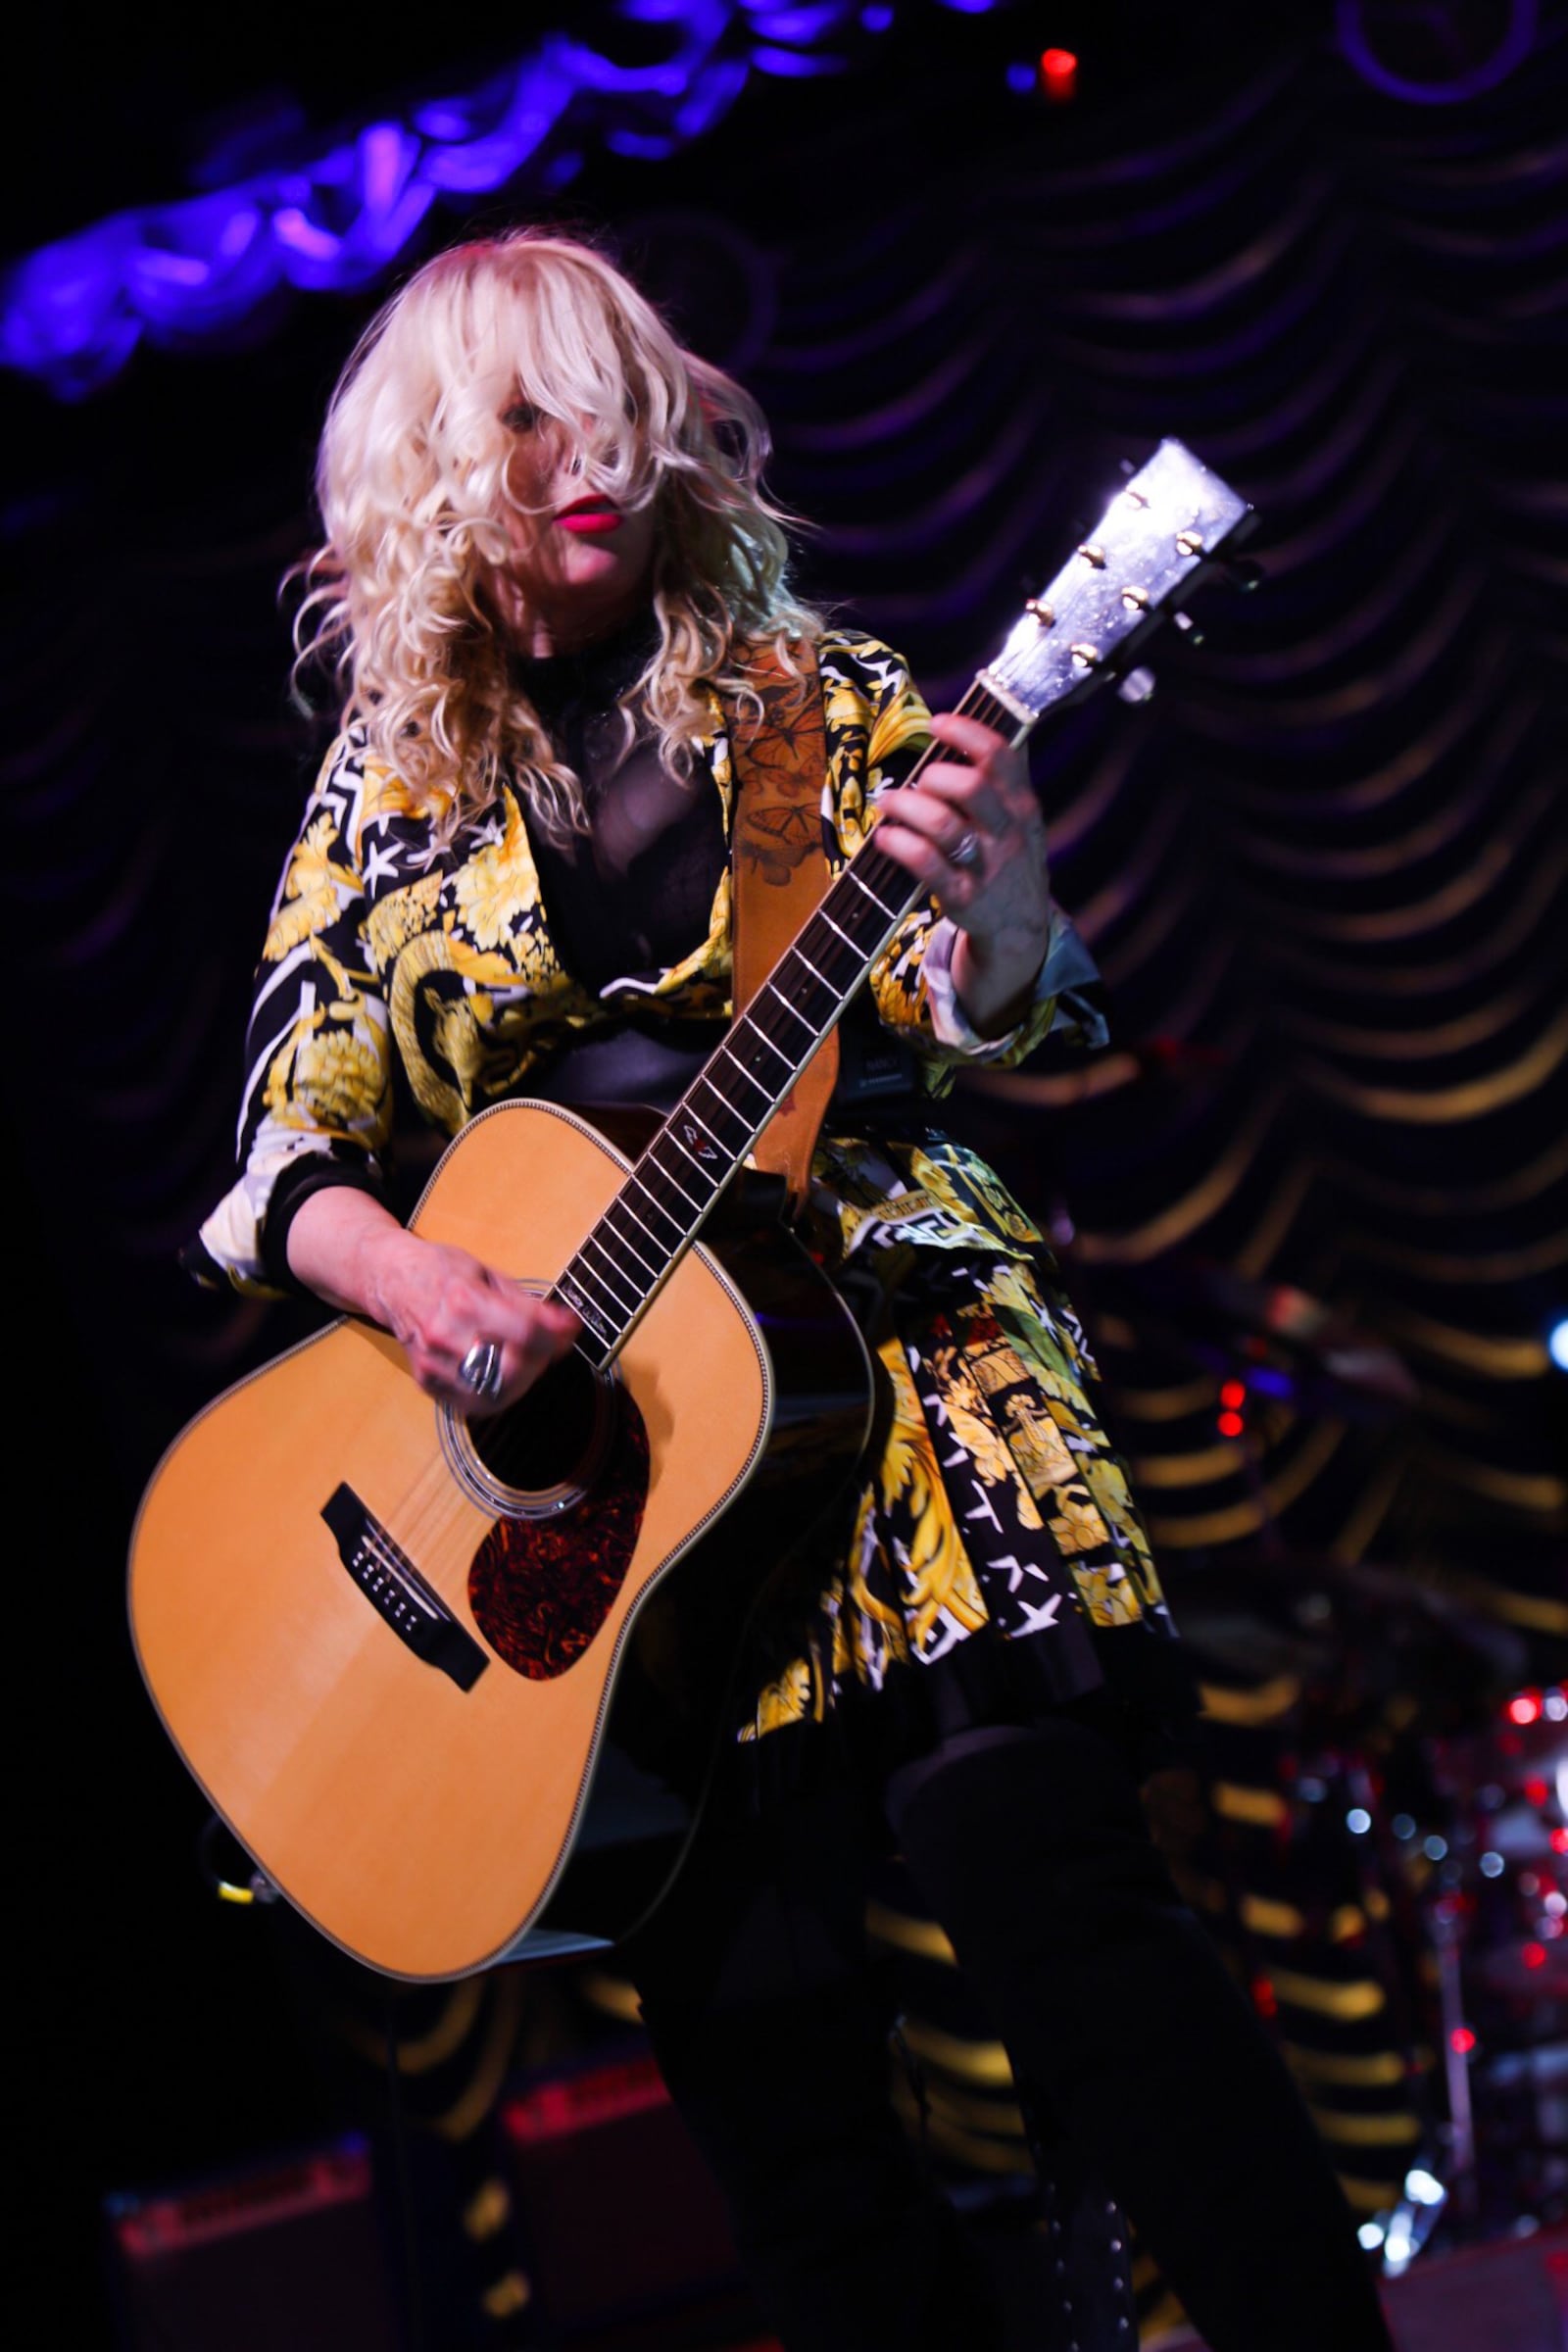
981, 440, 1253, 727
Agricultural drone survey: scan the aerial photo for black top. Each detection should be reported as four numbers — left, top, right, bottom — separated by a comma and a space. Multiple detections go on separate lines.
512, 614, 727, 999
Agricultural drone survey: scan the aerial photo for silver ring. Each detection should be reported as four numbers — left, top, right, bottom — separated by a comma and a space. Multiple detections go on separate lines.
949, 828, 984, 873
459, 1341, 505, 1404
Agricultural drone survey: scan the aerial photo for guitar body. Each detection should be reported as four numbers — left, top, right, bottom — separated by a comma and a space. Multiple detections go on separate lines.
129, 1100, 872, 1982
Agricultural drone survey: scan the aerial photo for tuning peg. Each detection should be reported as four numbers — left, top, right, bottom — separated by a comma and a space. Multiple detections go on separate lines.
1117, 666, 1156, 705
1171, 612, 1205, 648
1222, 556, 1264, 593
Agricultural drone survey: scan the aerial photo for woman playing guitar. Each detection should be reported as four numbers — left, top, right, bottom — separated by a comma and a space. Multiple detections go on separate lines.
190, 232, 1393, 2352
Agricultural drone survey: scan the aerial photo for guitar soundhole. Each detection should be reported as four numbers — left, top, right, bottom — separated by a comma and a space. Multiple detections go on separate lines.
469, 1348, 605, 1493
439, 1341, 620, 1519
467, 1382, 651, 1681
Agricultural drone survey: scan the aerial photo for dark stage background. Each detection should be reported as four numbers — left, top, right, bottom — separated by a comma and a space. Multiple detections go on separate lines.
6, 4, 1565, 2344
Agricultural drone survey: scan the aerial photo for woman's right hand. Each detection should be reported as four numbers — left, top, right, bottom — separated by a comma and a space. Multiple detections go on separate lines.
285, 1186, 579, 1412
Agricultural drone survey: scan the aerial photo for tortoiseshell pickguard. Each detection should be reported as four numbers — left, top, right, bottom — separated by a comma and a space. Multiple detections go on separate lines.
467, 1394, 650, 1681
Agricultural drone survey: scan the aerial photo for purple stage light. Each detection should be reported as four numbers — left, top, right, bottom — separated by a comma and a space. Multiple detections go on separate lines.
1, 0, 900, 398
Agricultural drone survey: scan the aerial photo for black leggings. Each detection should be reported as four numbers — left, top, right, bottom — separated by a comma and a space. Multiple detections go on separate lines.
624, 1711, 1393, 2352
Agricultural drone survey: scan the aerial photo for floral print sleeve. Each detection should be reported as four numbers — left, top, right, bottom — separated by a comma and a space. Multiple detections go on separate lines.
816, 633, 1106, 1098
196, 732, 396, 1294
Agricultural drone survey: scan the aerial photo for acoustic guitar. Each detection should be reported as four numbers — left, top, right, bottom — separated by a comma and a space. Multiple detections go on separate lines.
130, 440, 1252, 1981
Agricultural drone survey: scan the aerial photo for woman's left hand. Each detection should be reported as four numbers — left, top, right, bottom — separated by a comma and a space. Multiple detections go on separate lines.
870, 712, 1053, 1037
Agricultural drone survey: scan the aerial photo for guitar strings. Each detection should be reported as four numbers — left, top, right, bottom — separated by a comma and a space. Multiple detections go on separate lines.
386, 680, 1024, 1592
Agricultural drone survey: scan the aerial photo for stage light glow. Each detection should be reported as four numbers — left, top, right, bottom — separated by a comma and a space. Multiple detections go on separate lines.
1403, 2169, 1445, 2207
1347, 1808, 1372, 1836
1549, 1318, 1568, 1371
1219, 1379, 1247, 1409
1480, 1852, 1504, 1878
1449, 2026, 1476, 2054
1039, 46, 1078, 102
1358, 2222, 1384, 2249
1507, 1690, 1544, 1726
1217, 1409, 1245, 1438
1523, 1941, 1547, 1969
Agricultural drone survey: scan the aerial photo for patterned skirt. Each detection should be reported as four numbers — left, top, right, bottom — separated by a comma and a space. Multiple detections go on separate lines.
736, 1247, 1194, 1777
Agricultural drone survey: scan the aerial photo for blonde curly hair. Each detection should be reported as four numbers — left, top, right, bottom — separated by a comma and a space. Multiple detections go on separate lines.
296, 230, 817, 843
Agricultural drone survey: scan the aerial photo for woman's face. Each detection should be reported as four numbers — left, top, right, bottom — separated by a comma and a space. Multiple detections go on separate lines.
491, 397, 659, 657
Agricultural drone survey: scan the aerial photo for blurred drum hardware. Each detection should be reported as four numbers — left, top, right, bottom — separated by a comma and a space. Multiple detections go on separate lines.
1024, 1234, 1563, 2267
1417, 1687, 1568, 2236
1095, 1255, 1421, 1424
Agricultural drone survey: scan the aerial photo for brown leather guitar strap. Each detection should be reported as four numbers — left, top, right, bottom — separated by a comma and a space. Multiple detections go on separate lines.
726, 638, 838, 1218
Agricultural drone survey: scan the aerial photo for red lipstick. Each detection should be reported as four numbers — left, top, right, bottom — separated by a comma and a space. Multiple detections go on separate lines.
557, 496, 622, 536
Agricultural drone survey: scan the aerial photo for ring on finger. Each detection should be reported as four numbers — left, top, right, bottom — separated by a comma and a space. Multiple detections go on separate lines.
949, 828, 984, 873
459, 1339, 505, 1405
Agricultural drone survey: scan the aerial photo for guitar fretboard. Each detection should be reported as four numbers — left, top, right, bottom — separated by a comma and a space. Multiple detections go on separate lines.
542, 434, 1255, 1367
550, 678, 1017, 1368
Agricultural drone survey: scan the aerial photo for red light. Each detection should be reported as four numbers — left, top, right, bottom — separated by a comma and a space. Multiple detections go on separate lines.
1220, 1380, 1248, 1409
1523, 1942, 1547, 1970
1251, 1974, 1277, 2018
1449, 2027, 1476, 2055
1039, 47, 1078, 101
1525, 1779, 1550, 1808
1217, 1410, 1246, 1438
1550, 1828, 1568, 1855
1507, 1691, 1544, 1726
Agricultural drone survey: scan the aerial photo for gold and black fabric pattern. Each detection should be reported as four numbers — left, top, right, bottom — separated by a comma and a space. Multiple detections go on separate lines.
196, 631, 1094, 1294
739, 1250, 1184, 1751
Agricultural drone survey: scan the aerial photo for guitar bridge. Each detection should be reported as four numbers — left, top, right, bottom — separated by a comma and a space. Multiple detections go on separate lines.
321, 1484, 488, 1691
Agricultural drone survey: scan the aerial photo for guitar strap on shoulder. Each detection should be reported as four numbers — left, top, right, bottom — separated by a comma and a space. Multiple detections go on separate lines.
726, 637, 839, 1219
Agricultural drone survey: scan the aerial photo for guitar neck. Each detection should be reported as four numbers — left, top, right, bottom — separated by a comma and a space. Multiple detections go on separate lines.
551, 674, 1022, 1368
548, 436, 1254, 1367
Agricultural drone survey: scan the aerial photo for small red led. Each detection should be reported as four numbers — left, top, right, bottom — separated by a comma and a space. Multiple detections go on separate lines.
1220, 1379, 1248, 1409
1251, 1974, 1277, 2018
1217, 1410, 1246, 1438
1449, 2026, 1476, 2055
1039, 48, 1078, 102
1523, 1942, 1547, 1970
1550, 1828, 1568, 1855
1507, 1691, 1544, 1726
1525, 1778, 1550, 1808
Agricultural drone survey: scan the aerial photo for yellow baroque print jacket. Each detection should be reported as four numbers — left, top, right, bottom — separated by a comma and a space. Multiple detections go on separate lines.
197, 632, 1107, 1296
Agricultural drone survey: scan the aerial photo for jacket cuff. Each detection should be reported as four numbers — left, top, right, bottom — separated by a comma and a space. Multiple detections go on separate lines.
922, 906, 1108, 1058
